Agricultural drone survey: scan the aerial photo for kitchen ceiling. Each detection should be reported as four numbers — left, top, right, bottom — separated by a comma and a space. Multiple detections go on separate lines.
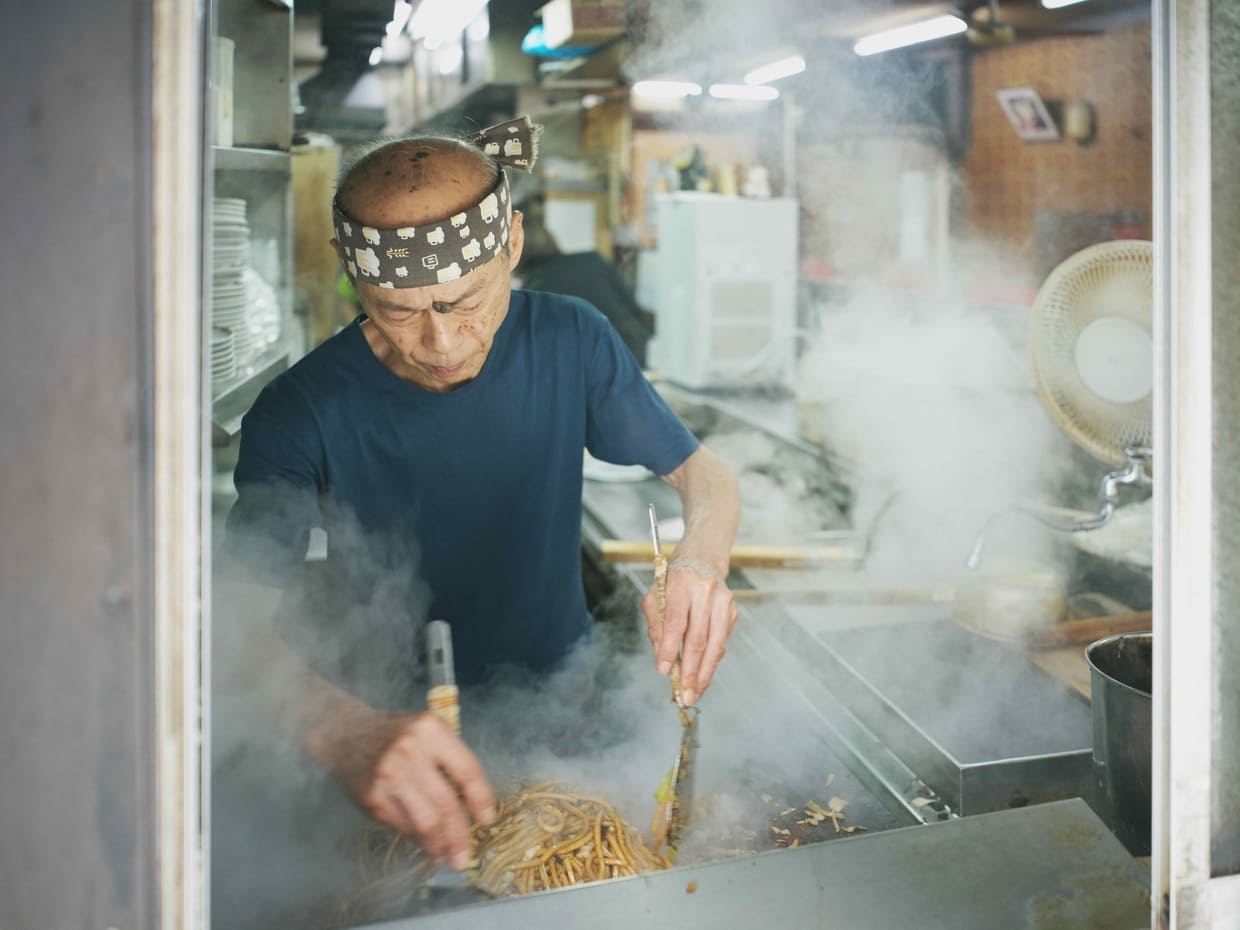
295, 0, 1149, 135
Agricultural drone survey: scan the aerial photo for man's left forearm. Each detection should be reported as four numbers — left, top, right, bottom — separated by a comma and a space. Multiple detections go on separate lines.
662, 445, 741, 576
646, 444, 741, 703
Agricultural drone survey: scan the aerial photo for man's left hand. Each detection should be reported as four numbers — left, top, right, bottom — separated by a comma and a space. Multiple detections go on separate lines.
641, 558, 738, 706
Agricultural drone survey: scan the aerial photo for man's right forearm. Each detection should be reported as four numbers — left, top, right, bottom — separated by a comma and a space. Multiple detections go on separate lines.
218, 577, 379, 773
297, 661, 385, 776
215, 577, 496, 864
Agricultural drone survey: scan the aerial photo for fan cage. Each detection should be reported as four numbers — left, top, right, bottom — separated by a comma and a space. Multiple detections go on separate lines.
1029, 240, 1154, 467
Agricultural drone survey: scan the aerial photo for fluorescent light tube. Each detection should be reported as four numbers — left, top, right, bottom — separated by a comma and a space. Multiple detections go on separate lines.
631, 80, 703, 98
744, 54, 806, 85
409, 0, 489, 50
710, 83, 780, 101
853, 14, 967, 56
1041, 0, 1090, 7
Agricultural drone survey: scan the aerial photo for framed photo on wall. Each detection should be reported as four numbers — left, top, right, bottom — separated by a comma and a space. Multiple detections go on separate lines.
996, 87, 1060, 142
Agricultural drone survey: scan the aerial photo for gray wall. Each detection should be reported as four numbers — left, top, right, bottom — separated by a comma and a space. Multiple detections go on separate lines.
0, 2, 159, 928
1212, 0, 1240, 879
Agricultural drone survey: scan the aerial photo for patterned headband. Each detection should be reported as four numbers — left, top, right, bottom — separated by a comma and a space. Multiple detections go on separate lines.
332, 116, 541, 289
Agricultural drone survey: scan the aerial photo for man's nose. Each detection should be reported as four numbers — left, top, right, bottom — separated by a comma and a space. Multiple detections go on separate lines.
422, 310, 461, 353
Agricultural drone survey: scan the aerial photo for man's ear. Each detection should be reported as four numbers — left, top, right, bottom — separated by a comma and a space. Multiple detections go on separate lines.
505, 211, 525, 270
330, 237, 348, 272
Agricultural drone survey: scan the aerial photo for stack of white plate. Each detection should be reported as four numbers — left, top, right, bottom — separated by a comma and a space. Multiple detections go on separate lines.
211, 327, 237, 391
213, 198, 249, 276
211, 198, 256, 372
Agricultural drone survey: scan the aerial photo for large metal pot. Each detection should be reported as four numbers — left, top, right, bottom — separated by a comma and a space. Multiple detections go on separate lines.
1086, 631, 1152, 856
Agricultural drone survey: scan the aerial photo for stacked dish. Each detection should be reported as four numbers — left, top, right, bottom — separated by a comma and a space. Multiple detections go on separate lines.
211, 326, 237, 390
211, 198, 256, 375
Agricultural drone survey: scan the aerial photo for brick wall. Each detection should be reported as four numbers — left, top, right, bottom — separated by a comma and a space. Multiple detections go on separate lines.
963, 21, 1152, 284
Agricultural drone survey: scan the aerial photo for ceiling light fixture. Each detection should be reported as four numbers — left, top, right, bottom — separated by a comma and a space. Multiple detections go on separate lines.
435, 42, 464, 76
1041, 0, 1091, 7
466, 10, 490, 41
744, 54, 806, 85
386, 1, 412, 36
631, 80, 703, 98
409, 0, 489, 50
710, 83, 780, 101
853, 14, 967, 56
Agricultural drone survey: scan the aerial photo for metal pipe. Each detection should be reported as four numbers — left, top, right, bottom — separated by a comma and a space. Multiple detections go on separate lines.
965, 447, 1154, 570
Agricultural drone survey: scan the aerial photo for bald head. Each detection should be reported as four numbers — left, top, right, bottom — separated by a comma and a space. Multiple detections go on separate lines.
336, 136, 500, 229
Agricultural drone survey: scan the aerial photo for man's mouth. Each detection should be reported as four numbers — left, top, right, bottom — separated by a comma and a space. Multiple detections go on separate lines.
429, 361, 467, 377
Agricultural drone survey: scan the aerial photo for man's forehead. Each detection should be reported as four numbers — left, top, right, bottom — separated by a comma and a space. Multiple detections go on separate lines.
362, 259, 497, 307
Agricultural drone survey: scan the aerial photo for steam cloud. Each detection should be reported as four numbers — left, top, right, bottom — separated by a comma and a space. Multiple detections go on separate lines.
797, 284, 1076, 585
212, 5, 1126, 928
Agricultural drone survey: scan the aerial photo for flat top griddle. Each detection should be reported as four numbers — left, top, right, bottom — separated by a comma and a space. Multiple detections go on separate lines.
823, 619, 1092, 763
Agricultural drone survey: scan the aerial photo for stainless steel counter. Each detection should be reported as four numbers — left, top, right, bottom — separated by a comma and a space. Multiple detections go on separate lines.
565, 389, 1144, 928
372, 800, 1147, 930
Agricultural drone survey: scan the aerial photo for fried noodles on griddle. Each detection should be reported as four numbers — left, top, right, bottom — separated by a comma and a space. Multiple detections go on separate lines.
345, 780, 670, 920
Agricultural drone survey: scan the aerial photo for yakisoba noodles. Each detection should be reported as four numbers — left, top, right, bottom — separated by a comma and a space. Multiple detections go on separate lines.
471, 781, 671, 896
349, 780, 670, 912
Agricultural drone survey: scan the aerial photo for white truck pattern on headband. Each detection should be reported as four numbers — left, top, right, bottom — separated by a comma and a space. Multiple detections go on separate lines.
331, 116, 540, 289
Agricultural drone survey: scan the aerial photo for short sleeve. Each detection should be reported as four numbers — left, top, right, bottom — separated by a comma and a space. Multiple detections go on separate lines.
223, 378, 326, 586
583, 306, 698, 475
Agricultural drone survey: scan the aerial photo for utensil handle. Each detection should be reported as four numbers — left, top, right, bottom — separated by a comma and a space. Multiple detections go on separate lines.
1029, 611, 1153, 648
427, 684, 460, 735
604, 540, 856, 568
654, 552, 668, 615
653, 553, 685, 706
731, 587, 954, 605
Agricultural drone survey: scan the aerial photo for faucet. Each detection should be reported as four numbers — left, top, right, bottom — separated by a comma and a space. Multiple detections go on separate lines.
1036, 446, 1153, 533
965, 446, 1153, 569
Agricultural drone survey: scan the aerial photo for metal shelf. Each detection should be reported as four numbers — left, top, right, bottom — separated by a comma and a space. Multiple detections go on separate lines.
212, 146, 291, 175
210, 349, 289, 437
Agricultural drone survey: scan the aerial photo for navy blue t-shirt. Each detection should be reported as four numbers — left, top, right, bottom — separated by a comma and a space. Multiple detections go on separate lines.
225, 289, 697, 688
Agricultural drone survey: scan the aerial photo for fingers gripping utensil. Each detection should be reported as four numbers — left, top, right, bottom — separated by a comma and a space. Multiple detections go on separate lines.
426, 620, 460, 735
648, 503, 699, 858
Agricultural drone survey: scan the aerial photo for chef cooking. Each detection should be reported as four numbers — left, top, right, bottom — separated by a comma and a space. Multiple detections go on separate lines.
221, 117, 741, 873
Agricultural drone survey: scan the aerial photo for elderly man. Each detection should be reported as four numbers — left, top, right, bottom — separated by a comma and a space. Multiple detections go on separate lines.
224, 118, 740, 871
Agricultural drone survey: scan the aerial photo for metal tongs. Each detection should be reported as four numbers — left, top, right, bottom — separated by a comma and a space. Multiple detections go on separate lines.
647, 503, 699, 859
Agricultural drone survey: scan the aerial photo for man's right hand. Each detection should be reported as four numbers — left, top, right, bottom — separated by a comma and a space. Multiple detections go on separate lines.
308, 704, 497, 870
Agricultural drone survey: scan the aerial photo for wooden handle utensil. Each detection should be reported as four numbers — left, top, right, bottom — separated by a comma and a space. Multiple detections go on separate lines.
426, 620, 461, 734
1028, 611, 1153, 649
602, 539, 857, 569
426, 684, 461, 734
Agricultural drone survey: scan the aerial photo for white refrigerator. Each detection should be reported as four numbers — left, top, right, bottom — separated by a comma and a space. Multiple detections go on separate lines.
644, 192, 799, 390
